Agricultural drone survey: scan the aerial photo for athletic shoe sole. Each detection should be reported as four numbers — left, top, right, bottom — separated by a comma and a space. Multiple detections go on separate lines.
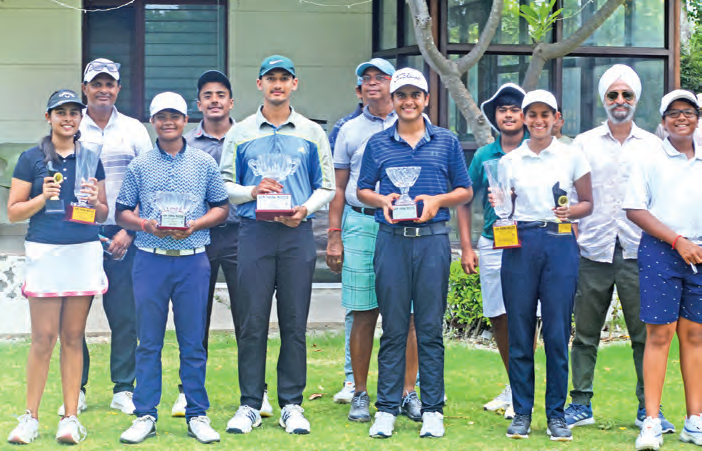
8, 434, 37, 445
348, 414, 371, 423
370, 432, 392, 439
636, 418, 675, 434
506, 432, 530, 439
187, 430, 220, 444
547, 430, 574, 441
680, 429, 702, 445
420, 432, 444, 438
56, 433, 80, 445
635, 439, 662, 451
334, 398, 353, 404
279, 419, 310, 435
226, 418, 261, 434
568, 417, 596, 429
260, 410, 273, 418
119, 431, 156, 444
401, 411, 422, 423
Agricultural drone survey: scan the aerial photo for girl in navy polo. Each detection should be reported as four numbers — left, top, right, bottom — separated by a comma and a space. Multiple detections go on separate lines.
625, 90, 702, 450
6, 90, 108, 445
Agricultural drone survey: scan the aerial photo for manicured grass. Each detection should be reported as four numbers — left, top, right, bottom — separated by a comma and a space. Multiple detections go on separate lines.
0, 332, 688, 450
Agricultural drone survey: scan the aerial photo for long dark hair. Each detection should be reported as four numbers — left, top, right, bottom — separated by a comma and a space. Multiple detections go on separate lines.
39, 127, 81, 165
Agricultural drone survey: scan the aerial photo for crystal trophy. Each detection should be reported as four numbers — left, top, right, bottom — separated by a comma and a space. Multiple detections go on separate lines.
45, 161, 65, 214
386, 166, 421, 221
484, 159, 521, 248
551, 181, 572, 235
66, 141, 103, 224
248, 153, 300, 221
152, 191, 199, 230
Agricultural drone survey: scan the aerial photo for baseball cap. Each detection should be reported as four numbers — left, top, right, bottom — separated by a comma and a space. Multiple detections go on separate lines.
659, 89, 699, 116
259, 55, 296, 78
357, 76, 364, 86
522, 89, 558, 111
480, 83, 526, 132
149, 92, 188, 118
197, 70, 232, 96
46, 90, 86, 112
390, 68, 428, 94
83, 58, 121, 83
355, 58, 396, 77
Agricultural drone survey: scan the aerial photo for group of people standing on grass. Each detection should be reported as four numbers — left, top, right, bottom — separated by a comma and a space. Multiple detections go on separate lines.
3, 53, 701, 451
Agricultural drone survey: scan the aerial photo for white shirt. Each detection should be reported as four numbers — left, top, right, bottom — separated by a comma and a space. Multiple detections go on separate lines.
80, 106, 152, 225
500, 137, 590, 222
574, 122, 661, 262
624, 138, 702, 241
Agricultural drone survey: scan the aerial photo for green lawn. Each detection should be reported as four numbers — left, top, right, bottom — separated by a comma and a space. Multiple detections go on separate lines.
0, 332, 689, 450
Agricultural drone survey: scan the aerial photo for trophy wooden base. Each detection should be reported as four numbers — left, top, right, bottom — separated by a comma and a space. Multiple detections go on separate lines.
156, 225, 190, 231
65, 204, 96, 224
255, 209, 295, 221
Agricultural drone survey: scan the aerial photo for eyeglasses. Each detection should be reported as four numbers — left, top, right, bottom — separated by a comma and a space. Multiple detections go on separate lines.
664, 108, 699, 119
605, 90, 635, 102
361, 74, 391, 84
87, 61, 121, 73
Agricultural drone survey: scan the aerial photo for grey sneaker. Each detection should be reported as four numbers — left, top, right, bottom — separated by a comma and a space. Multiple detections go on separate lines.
348, 392, 371, 423
547, 417, 573, 441
506, 413, 532, 439
400, 390, 422, 422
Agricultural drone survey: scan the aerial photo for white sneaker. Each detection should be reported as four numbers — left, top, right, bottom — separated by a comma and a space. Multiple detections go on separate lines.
333, 381, 355, 404
504, 404, 515, 420
172, 392, 186, 417
279, 404, 310, 434
120, 415, 156, 444
55, 415, 87, 444
226, 405, 262, 434
484, 385, 512, 411
111, 391, 135, 415
261, 390, 274, 418
188, 416, 220, 444
681, 414, 702, 445
7, 411, 39, 444
420, 411, 445, 438
57, 390, 87, 416
636, 417, 663, 451
369, 411, 396, 438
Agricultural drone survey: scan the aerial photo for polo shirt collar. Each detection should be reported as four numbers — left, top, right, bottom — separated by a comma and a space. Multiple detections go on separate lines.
523, 136, 557, 158
601, 120, 646, 142
192, 118, 234, 140
362, 105, 396, 122
82, 106, 120, 130
155, 137, 188, 155
493, 131, 529, 156
256, 105, 299, 129
391, 118, 435, 144
662, 137, 702, 160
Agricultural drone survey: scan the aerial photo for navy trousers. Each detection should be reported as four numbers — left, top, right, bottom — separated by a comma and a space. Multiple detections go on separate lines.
501, 226, 579, 419
132, 250, 210, 421
374, 227, 450, 415
204, 223, 240, 348
235, 218, 316, 410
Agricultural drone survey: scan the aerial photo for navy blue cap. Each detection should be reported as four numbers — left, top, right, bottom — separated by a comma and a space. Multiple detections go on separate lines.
46, 90, 86, 112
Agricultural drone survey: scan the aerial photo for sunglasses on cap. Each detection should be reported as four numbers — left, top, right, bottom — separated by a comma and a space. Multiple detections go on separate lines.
361, 74, 391, 84
663, 108, 700, 119
87, 61, 121, 73
605, 90, 635, 102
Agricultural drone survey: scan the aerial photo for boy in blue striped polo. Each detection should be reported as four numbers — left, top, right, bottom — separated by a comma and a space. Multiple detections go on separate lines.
357, 68, 473, 439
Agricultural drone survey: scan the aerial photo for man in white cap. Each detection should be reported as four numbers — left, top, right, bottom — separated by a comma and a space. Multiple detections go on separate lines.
60, 58, 152, 417
564, 64, 675, 434
357, 68, 473, 439
115, 92, 229, 444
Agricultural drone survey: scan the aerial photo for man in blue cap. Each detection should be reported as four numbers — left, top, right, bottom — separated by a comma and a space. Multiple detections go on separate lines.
220, 55, 335, 435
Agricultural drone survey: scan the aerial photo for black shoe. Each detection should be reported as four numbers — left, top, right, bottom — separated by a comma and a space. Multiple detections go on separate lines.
547, 417, 573, 441
348, 392, 371, 423
506, 414, 532, 439
400, 391, 422, 422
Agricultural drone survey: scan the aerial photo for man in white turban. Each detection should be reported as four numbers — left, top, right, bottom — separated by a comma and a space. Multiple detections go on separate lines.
563, 64, 677, 434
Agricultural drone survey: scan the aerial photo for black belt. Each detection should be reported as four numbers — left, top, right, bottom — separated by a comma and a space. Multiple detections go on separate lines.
517, 221, 570, 233
379, 222, 449, 238
351, 206, 377, 216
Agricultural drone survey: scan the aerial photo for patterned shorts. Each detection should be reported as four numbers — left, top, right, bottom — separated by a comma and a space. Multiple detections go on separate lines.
638, 233, 702, 325
341, 206, 379, 311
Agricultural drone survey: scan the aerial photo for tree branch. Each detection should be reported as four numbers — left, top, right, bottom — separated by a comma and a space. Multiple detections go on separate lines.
406, 0, 457, 76
456, 0, 505, 74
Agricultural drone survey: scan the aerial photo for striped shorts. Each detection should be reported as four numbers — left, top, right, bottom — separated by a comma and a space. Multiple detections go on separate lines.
341, 206, 379, 311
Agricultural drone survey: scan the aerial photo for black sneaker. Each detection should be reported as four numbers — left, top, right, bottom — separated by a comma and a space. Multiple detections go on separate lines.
348, 392, 371, 423
547, 417, 573, 441
506, 414, 532, 439
401, 391, 422, 422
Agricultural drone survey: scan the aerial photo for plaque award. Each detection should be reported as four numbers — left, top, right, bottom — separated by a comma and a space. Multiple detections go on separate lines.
484, 160, 520, 249
551, 181, 572, 235
387, 166, 421, 221
152, 192, 199, 230
248, 153, 300, 221
66, 141, 102, 224
45, 161, 65, 214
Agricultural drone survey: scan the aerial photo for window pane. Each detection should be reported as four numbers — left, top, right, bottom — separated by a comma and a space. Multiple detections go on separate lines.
403, 2, 417, 46
447, 54, 552, 142
561, 57, 665, 137
562, 0, 664, 48
84, 5, 135, 117
144, 4, 226, 120
378, 0, 397, 50
448, 0, 552, 45
397, 54, 425, 73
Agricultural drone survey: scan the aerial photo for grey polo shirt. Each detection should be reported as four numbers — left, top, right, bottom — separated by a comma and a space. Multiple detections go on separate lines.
185, 119, 239, 225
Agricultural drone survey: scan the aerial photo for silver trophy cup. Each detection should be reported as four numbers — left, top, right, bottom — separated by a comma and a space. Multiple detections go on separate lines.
386, 166, 421, 221
152, 191, 199, 230
66, 141, 103, 223
248, 153, 301, 220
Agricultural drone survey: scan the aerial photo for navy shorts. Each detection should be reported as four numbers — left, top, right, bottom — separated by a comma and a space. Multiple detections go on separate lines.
638, 233, 702, 325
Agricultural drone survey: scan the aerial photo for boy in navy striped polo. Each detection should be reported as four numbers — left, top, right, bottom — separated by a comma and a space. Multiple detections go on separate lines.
357, 68, 473, 439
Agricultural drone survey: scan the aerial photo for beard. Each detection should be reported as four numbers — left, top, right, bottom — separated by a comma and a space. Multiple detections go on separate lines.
605, 102, 636, 124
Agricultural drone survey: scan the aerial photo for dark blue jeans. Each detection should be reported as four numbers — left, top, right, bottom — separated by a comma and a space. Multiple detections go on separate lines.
501, 226, 579, 419
374, 228, 450, 415
132, 250, 210, 421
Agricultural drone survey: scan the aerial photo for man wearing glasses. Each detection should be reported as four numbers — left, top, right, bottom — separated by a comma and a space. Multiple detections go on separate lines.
564, 64, 676, 433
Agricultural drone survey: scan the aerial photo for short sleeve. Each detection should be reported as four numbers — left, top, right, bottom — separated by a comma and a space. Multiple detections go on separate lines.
13, 150, 38, 183
205, 157, 228, 205
468, 150, 484, 195
116, 161, 140, 210
623, 153, 652, 211
356, 137, 380, 191
333, 124, 351, 170
134, 123, 153, 156
448, 135, 471, 189
95, 160, 106, 181
570, 146, 591, 181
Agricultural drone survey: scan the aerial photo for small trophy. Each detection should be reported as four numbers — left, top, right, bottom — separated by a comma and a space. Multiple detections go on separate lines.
484, 160, 520, 249
387, 166, 421, 221
45, 161, 65, 214
248, 153, 300, 221
551, 181, 572, 235
152, 191, 199, 230
66, 141, 103, 224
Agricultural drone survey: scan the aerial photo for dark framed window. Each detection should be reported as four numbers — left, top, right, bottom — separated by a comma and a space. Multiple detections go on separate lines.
83, 0, 228, 121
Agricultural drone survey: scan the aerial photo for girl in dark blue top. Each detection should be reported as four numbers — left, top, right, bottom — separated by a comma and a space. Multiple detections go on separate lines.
6, 90, 108, 445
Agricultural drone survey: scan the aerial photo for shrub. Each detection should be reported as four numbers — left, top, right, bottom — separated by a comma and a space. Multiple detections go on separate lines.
445, 260, 490, 337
